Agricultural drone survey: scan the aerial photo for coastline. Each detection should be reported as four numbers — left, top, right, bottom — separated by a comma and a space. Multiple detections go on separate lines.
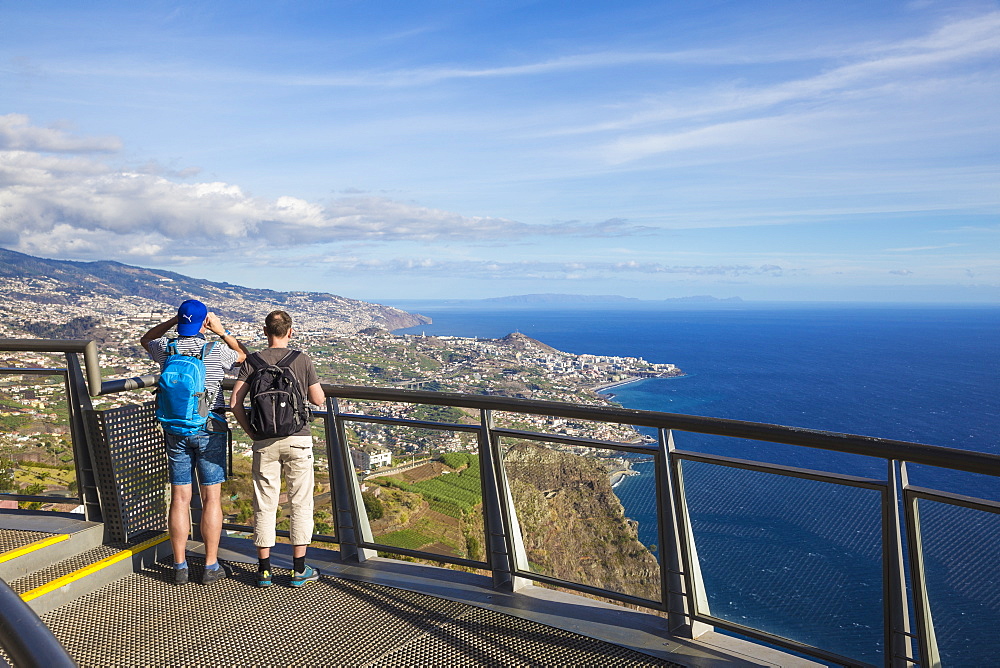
610, 468, 642, 488
593, 371, 685, 396
608, 458, 644, 488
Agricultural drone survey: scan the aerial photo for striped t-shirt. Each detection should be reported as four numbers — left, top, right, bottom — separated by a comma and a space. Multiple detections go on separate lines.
147, 335, 239, 411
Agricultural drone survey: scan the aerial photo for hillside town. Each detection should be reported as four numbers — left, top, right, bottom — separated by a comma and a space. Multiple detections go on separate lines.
0, 256, 682, 498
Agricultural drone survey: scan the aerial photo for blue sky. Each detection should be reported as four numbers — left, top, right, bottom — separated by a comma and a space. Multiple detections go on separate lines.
1, 1, 997, 302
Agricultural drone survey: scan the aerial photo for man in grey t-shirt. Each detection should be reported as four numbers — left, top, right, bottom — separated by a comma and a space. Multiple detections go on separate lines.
230, 310, 325, 589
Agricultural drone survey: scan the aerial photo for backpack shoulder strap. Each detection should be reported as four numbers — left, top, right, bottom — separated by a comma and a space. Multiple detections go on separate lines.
276, 350, 302, 369
199, 341, 217, 360
166, 338, 178, 355
246, 351, 266, 371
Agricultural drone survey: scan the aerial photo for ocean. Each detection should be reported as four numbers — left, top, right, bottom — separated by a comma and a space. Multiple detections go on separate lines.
392, 303, 1000, 663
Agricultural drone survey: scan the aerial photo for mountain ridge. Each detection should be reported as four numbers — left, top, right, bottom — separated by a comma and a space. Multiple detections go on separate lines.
0, 247, 430, 336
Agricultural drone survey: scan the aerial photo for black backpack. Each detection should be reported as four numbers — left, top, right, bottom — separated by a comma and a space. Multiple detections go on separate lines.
245, 350, 311, 439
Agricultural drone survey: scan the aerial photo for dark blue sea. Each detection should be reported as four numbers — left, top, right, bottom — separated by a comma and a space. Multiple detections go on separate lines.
392, 303, 1000, 664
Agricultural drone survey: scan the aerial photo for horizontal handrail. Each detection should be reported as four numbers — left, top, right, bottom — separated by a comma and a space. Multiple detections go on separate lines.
98, 374, 158, 395
0, 493, 78, 504
315, 383, 1000, 478
0, 578, 77, 667
80, 371, 1000, 478
0, 339, 102, 398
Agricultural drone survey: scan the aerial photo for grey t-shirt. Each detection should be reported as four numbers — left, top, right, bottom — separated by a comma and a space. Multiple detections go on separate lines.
238, 348, 321, 437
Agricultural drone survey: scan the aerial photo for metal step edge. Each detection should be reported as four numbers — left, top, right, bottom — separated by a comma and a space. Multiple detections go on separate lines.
13, 532, 171, 616
0, 523, 106, 582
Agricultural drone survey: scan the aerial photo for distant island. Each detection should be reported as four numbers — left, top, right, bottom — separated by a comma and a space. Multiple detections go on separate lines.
439, 293, 744, 306
484, 293, 641, 304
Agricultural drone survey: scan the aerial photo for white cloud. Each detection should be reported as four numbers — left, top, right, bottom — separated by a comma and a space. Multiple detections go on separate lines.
0, 114, 121, 153
0, 115, 645, 263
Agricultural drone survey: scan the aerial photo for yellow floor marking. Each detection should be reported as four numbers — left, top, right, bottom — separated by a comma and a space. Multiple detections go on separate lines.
0, 533, 69, 564
20, 533, 170, 602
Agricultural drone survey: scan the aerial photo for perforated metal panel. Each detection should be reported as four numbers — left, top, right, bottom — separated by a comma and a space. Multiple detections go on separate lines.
88, 402, 168, 541
42, 558, 679, 667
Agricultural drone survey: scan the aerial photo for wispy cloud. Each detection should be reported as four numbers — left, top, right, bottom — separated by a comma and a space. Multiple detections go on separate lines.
320, 256, 785, 280
886, 243, 963, 252
586, 12, 1000, 163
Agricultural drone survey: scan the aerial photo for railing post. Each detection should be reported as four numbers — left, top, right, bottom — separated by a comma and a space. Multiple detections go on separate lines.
900, 462, 940, 668
478, 409, 530, 591
658, 428, 687, 633
884, 460, 915, 667
64, 351, 103, 524
325, 397, 376, 562
664, 430, 712, 639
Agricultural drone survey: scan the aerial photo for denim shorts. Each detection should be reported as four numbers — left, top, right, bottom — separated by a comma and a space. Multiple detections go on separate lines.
163, 428, 227, 486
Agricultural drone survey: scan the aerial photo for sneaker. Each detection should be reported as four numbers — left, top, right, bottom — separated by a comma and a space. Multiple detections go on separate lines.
201, 561, 230, 585
256, 569, 273, 588
174, 566, 189, 585
290, 565, 320, 588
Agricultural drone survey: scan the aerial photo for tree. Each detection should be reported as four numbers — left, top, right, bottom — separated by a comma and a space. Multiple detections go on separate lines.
20, 482, 46, 510
362, 491, 384, 520
0, 458, 15, 493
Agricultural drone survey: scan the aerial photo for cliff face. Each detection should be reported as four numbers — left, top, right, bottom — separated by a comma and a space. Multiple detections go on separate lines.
503, 441, 660, 602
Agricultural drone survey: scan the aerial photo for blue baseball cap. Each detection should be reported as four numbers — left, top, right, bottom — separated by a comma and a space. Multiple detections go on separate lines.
176, 299, 208, 336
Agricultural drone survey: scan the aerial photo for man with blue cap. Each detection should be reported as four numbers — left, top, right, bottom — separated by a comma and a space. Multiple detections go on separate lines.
140, 299, 248, 584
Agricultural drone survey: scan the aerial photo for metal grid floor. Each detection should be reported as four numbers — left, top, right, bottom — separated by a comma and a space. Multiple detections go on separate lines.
0, 528, 55, 554
41, 558, 681, 667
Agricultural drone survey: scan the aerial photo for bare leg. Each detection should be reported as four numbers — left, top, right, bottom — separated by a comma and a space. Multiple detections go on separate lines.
199, 483, 223, 566
169, 484, 193, 564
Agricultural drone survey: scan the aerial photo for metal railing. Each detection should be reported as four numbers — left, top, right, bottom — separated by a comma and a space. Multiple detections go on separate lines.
2, 339, 999, 667
0, 578, 76, 668
302, 385, 1000, 667
0, 342, 102, 521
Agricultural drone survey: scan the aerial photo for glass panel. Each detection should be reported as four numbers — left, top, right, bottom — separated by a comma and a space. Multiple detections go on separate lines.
501, 437, 662, 603
680, 459, 883, 664
310, 416, 336, 540
0, 372, 78, 511
362, 427, 485, 562
493, 410, 646, 444
917, 499, 1000, 664
223, 417, 255, 531
908, 465, 1000, 504
671, 430, 885, 480
337, 398, 480, 427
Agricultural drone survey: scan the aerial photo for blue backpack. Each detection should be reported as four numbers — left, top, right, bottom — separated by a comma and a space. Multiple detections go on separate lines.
156, 339, 217, 435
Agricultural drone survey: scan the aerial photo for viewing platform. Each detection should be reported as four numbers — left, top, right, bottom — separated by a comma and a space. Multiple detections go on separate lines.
2, 339, 999, 667
0, 512, 792, 667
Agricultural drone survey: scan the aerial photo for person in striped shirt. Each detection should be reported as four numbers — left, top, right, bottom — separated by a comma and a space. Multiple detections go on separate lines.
141, 299, 248, 585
